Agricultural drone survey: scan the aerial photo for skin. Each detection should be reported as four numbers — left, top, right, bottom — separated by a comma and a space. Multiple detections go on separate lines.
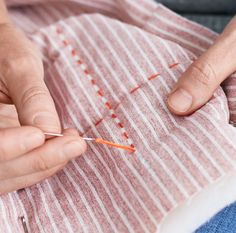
1, 1, 234, 194
0, 1, 87, 194
167, 16, 236, 116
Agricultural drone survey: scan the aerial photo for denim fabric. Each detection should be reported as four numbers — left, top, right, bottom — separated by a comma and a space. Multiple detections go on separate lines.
195, 202, 236, 233
154, 0, 235, 33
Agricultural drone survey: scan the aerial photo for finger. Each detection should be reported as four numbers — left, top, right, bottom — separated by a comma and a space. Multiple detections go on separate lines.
0, 126, 44, 162
167, 17, 236, 115
3, 54, 61, 133
0, 104, 19, 128
0, 129, 86, 180
0, 80, 12, 104
0, 91, 12, 104
0, 163, 65, 195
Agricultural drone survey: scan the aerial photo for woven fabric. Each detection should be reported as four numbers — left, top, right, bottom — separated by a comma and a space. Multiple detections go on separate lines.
1, 0, 236, 232
196, 201, 236, 233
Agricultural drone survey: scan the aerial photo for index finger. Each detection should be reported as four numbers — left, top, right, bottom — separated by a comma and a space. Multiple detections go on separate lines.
0, 126, 44, 162
3, 54, 61, 133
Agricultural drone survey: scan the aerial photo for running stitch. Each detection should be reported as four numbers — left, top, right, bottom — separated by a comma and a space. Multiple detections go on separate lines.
55, 28, 183, 137
56, 27, 135, 150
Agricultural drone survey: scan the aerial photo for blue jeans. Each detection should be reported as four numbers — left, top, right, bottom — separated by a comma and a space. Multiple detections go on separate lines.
195, 202, 236, 233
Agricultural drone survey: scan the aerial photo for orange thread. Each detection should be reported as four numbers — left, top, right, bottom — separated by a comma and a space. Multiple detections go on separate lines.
130, 62, 180, 94
111, 114, 116, 118
130, 85, 141, 94
91, 79, 96, 85
123, 132, 129, 139
148, 73, 160, 81
118, 123, 124, 128
97, 90, 103, 96
95, 118, 103, 126
105, 102, 112, 109
63, 40, 69, 46
56, 27, 135, 151
95, 138, 135, 153
169, 62, 179, 68
84, 69, 90, 75
57, 27, 183, 153
71, 49, 76, 56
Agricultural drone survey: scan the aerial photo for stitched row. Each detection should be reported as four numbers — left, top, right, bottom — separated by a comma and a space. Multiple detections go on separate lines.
91, 63, 182, 128
55, 27, 135, 149
130, 63, 180, 94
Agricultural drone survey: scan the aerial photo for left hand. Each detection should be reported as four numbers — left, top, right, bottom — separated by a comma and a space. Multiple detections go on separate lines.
167, 16, 236, 115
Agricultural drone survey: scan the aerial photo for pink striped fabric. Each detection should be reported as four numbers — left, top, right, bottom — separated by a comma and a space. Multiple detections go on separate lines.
1, 0, 236, 232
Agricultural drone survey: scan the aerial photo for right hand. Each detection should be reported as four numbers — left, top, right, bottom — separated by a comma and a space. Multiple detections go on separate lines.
0, 22, 87, 194
0, 120, 86, 195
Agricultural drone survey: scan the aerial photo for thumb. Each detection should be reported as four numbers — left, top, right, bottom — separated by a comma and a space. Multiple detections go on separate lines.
5, 55, 61, 133
167, 17, 236, 115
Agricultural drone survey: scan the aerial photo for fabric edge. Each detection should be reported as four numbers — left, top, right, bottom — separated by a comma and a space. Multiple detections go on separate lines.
159, 170, 236, 233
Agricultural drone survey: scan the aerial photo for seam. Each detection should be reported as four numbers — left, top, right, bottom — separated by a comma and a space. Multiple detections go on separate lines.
129, 62, 180, 94
54, 28, 192, 149
83, 61, 182, 130
55, 28, 188, 133
55, 27, 135, 149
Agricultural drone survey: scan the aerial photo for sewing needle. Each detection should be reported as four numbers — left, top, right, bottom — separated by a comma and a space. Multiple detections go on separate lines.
44, 132, 135, 153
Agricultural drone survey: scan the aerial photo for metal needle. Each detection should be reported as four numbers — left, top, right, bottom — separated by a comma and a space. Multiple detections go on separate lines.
44, 132, 95, 141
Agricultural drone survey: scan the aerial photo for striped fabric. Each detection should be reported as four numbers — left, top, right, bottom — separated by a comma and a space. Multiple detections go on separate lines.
1, 0, 236, 232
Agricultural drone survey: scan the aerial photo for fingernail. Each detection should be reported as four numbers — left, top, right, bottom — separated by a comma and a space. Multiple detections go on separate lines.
63, 140, 83, 159
168, 88, 192, 113
25, 132, 44, 150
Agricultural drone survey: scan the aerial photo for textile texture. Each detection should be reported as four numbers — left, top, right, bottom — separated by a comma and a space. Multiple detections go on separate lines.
1, 0, 236, 233
196, 201, 236, 233
155, 0, 235, 33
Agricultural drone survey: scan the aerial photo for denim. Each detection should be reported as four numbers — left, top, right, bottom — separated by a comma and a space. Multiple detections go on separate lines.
195, 202, 236, 233
154, 1, 235, 33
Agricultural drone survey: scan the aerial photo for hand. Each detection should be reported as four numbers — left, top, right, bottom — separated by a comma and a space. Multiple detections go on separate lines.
0, 125, 86, 195
0, 23, 60, 131
167, 17, 236, 115
0, 23, 87, 194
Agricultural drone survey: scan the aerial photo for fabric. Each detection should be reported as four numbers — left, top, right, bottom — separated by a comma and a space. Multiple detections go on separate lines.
181, 15, 232, 33
155, 0, 235, 33
155, 0, 236, 13
196, 202, 236, 233
1, 0, 236, 232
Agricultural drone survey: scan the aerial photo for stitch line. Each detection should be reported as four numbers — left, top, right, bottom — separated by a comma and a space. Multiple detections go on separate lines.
169, 62, 179, 69
55, 28, 189, 151
129, 63, 180, 94
56, 27, 135, 150
95, 119, 103, 126
55, 28, 184, 133
148, 72, 160, 81
130, 85, 141, 94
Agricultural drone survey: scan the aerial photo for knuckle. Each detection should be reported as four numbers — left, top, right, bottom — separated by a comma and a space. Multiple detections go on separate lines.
190, 62, 216, 88
1, 55, 32, 77
0, 54, 42, 78
42, 163, 66, 177
58, 149, 71, 164
0, 130, 9, 162
33, 154, 50, 172
0, 146, 8, 162
21, 85, 49, 108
